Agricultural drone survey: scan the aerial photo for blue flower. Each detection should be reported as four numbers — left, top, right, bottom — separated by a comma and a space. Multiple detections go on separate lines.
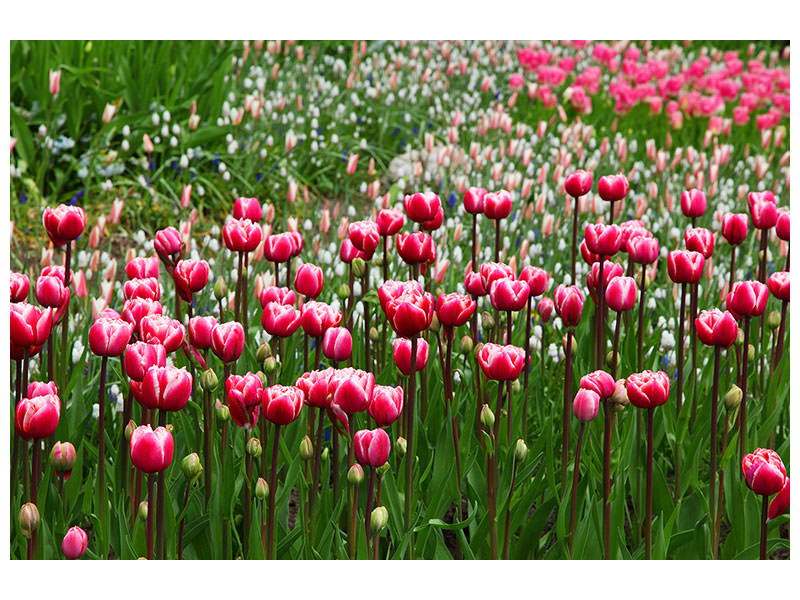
448, 191, 456, 207
77, 187, 85, 198
20, 192, 27, 204
212, 153, 220, 166
256, 173, 262, 182
413, 125, 419, 135
149, 157, 155, 171
393, 128, 399, 136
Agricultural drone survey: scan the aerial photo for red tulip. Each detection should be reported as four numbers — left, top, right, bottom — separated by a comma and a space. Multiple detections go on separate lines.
226, 373, 263, 428
129, 425, 173, 473
667, 250, 705, 284
518, 266, 548, 296
404, 191, 441, 223
580, 370, 616, 399
295, 368, 334, 408
288, 232, 304, 257
627, 236, 659, 264
27, 381, 58, 398
10, 303, 53, 349
89, 317, 134, 357
396, 231, 435, 265
154, 226, 183, 262
187, 316, 218, 350
340, 238, 367, 263
376, 208, 405, 236
478, 343, 525, 381
261, 302, 302, 337
768, 271, 790, 302
11, 272, 30, 303
729, 281, 769, 317
768, 477, 790, 520
124, 342, 167, 382
15, 393, 60, 439
173, 259, 210, 300
121, 298, 163, 331
211, 321, 245, 363
233, 196, 263, 222
123, 277, 161, 301
393, 337, 429, 376
585, 223, 623, 256
625, 370, 670, 409
720, 213, 749, 246
263, 232, 295, 263
684, 227, 715, 259
489, 278, 530, 312
348, 220, 380, 255
223, 218, 262, 253
464, 271, 487, 296
680, 189, 707, 218
435, 293, 476, 328
301, 301, 343, 338
537, 296, 554, 322
695, 309, 738, 348
34, 273, 68, 309
323, 326, 352, 362
329, 367, 375, 414
383, 288, 434, 338
573, 388, 600, 422
742, 448, 786, 496
464, 186, 488, 214
587, 260, 624, 301
368, 385, 404, 427
479, 261, 515, 291
262, 385, 304, 425
484, 190, 512, 220
597, 174, 629, 202
618, 220, 651, 249
422, 205, 444, 231
126, 256, 160, 279
62, 526, 89, 560
140, 365, 192, 411
140, 314, 185, 352
580, 239, 600, 265
354, 428, 391, 467
50, 440, 76, 479
378, 280, 422, 312
554, 284, 584, 328
605, 276, 637, 312
294, 263, 323, 299
775, 209, 790, 241
565, 170, 593, 198
747, 191, 778, 230
259, 286, 296, 308
43, 204, 86, 247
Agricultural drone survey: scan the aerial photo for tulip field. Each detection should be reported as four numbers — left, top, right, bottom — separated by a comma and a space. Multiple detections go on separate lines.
9, 39, 791, 561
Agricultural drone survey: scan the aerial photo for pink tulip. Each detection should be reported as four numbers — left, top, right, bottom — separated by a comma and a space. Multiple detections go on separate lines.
263, 232, 295, 263
667, 250, 705, 284
262, 385, 304, 425
403, 191, 441, 223
126, 256, 160, 279
124, 342, 167, 382
294, 263, 324, 298
329, 367, 375, 415
489, 278, 530, 312
62, 526, 88, 560
368, 385, 404, 427
580, 370, 616, 399
223, 218, 262, 253
478, 343, 526, 381
565, 170, 593, 198
187, 316, 218, 350
348, 221, 380, 255
573, 388, 600, 422
605, 276, 637, 312
154, 227, 183, 263
464, 271, 487, 297
42, 205, 86, 247
768, 477, 790, 520
88, 317, 133, 357
585, 223, 623, 256
597, 174, 629, 202
775, 209, 790, 241
747, 191, 778, 230
695, 309, 738, 348
121, 298, 163, 332
680, 189, 707, 218
768, 271, 790, 302
140, 314, 185, 352
554, 285, 584, 328
261, 302, 302, 337
354, 428, 391, 467
729, 281, 769, 316
11, 272, 30, 303
322, 326, 352, 362
435, 293, 476, 329
396, 231, 435, 265
625, 370, 670, 409
233, 197, 263, 222
484, 190, 513, 220
721, 213, 749, 246
123, 277, 161, 301
15, 393, 60, 440
518, 266, 548, 296
35, 273, 69, 308
49, 69, 61, 95
211, 321, 245, 363
140, 365, 192, 412
627, 236, 659, 264
393, 337, 429, 376
300, 301, 343, 338
295, 368, 334, 408
742, 448, 787, 496
464, 187, 488, 214
130, 425, 174, 473
537, 296, 554, 322
685, 227, 715, 259
383, 287, 434, 338
479, 261, 515, 291
226, 373, 263, 428
259, 286, 296, 308
376, 208, 405, 236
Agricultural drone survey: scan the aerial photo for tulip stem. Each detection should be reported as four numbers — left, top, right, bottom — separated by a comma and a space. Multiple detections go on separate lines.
739, 316, 751, 457
488, 383, 501, 560
760, 494, 769, 560
59, 241, 71, 391
637, 266, 646, 372
177, 478, 191, 559
568, 422, 586, 557
597, 257, 606, 370
310, 407, 324, 531
365, 467, 376, 558
675, 281, 687, 498
146, 473, 155, 560
243, 439, 253, 557
502, 449, 519, 560
505, 311, 513, 441
560, 330, 573, 490
120, 357, 131, 502
645, 407, 654, 560
203, 388, 213, 506
714, 412, 729, 558
773, 299, 787, 368
570, 195, 579, 284
688, 283, 699, 431
709, 347, 721, 557
444, 330, 462, 496
404, 334, 418, 558
363, 270, 371, 372
156, 410, 167, 559
235, 252, 243, 324
602, 398, 612, 560
98, 355, 108, 558
522, 295, 533, 437
611, 311, 622, 380
243, 253, 250, 327
494, 218, 501, 262
372, 473, 383, 560
11, 359, 22, 500
608, 200, 615, 226
267, 423, 281, 559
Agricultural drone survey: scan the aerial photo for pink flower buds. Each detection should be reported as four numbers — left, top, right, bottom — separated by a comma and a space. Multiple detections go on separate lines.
376, 208, 405, 236
605, 276, 637, 312
680, 189, 707, 218
261, 302, 302, 337
537, 296, 554, 322
154, 226, 183, 263
695, 309, 738, 348
173, 259, 210, 301
463, 186, 488, 214
768, 271, 790, 303
89, 317, 134, 357
140, 366, 192, 412
585, 224, 623, 256
187, 316, 219, 350
42, 204, 86, 247
354, 428, 391, 467
747, 191, 778, 230
720, 213, 749, 246
477, 343, 526, 381
261, 385, 304, 425
62, 526, 88, 559
393, 337, 430, 376
742, 448, 787, 496
50, 440, 77, 480
484, 190, 513, 220
625, 370, 670, 409
233, 196, 263, 222
226, 373, 263, 428
130, 425, 174, 473
368, 385, 404, 428
15, 392, 60, 440
323, 326, 352, 362
565, 170, 593, 198
294, 263, 324, 299
554, 284, 584, 328
597, 174, 629, 202
573, 388, 601, 422
729, 281, 769, 317
435, 293, 476, 329
211, 321, 245, 363
667, 250, 705, 284
404, 191, 441, 223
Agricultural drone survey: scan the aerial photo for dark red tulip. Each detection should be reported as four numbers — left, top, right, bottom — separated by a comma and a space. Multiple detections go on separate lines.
404, 191, 441, 223
376, 209, 405, 236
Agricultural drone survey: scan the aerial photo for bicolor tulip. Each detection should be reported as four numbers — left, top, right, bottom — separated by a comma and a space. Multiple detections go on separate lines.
129, 425, 174, 473
584, 223, 623, 256
667, 250, 705, 284
721, 213, 749, 246
210, 321, 245, 363
484, 190, 512, 220
42, 205, 86, 247
742, 448, 787, 496
680, 189, 707, 218
294, 263, 324, 298
187, 316, 219, 350
261, 385, 304, 425
140, 314, 185, 352
376, 208, 405, 236
554, 285, 584, 328
393, 337, 429, 376
11, 272, 30, 303
729, 281, 769, 317
323, 326, 352, 362
564, 170, 593, 198
597, 174, 629, 202
259, 286, 296, 308
140, 365, 193, 412
368, 385, 404, 428
354, 428, 391, 467
89, 317, 134, 357
233, 196, 263, 222
625, 370, 670, 409
477, 343, 526, 381
605, 276, 637, 312
573, 388, 600, 422
124, 342, 167, 382
15, 393, 61, 440
226, 373, 263, 429
435, 293, 476, 328
463, 186, 488, 214
261, 302, 302, 337
403, 191, 441, 223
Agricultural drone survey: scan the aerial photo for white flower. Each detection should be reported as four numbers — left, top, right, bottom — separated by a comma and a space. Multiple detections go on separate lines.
92, 403, 100, 420
660, 330, 676, 351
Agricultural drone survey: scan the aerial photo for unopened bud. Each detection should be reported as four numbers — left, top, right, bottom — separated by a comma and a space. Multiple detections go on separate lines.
480, 404, 495, 430
215, 399, 230, 422
429, 313, 441, 333
481, 311, 494, 331
49, 440, 77, 476
735, 328, 744, 346
138, 501, 149, 521
369, 327, 379, 342
255, 477, 269, 500
256, 371, 268, 386
395, 436, 407, 457
165, 423, 174, 434
767, 311, 781, 330
181, 452, 203, 482
644, 274, 653, 290
605, 350, 619, 370
213, 277, 228, 301
299, 435, 313, 460
348, 463, 365, 486
125, 419, 137, 441
337, 283, 351, 300
256, 342, 271, 363
200, 369, 218, 392
747, 344, 755, 361
376, 462, 391, 477
563, 334, 577, 355
514, 439, 528, 462
351, 257, 366, 278
460, 335, 474, 354
610, 379, 628, 408
321, 447, 330, 461
264, 356, 277, 373
724, 385, 743, 412
512, 379, 521, 394
371, 506, 389, 532
246, 437, 262, 458
19, 503, 39, 539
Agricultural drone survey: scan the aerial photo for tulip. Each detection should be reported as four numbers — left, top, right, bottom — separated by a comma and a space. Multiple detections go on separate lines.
747, 191, 778, 230
605, 276, 637, 313
50, 440, 77, 481
435, 292, 476, 330
42, 205, 86, 248
376, 208, 405, 236
261, 385, 304, 425
403, 191, 440, 223
537, 297, 554, 322
685, 228, 715, 260
696, 309, 738, 349
19, 502, 39, 547
126, 256, 160, 279
140, 365, 192, 412
489, 278, 529, 312
339, 238, 366, 264
464, 186, 488, 214
15, 393, 60, 441
210, 321, 245, 363
729, 281, 768, 317
422, 206, 444, 231
479, 261, 515, 291
554, 284, 584, 328
49, 68, 61, 95
464, 271, 487, 297
768, 272, 790, 366
383, 288, 434, 338
721, 213, 749, 247
122, 298, 163, 332
233, 196, 263, 222
300, 301, 342, 338
768, 477, 790, 521
187, 316, 218, 350
742, 447, 787, 559
396, 231, 435, 265
173, 259, 209, 304
368, 385, 404, 428
35, 273, 69, 307
597, 174, 629, 203
477, 343, 525, 381
10, 302, 53, 350
261, 302, 302, 338
348, 220, 380, 255
89, 317, 133, 357
393, 337, 429, 376
154, 226, 183, 267
680, 189, 707, 219
130, 424, 173, 558
565, 169, 593, 198
62, 526, 89, 560
123, 277, 161, 301
11, 272, 30, 303
329, 367, 375, 417
226, 373, 263, 429
294, 263, 324, 299
484, 189, 512, 220
567, 384, 600, 555
259, 285, 296, 308
354, 428, 391, 468
140, 314, 185, 352
585, 224, 623, 257
323, 326, 352, 363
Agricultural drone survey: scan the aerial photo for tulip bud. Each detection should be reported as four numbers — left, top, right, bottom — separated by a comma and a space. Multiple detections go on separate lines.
512, 379, 521, 394
376, 462, 391, 477
264, 355, 278, 373
481, 311, 494, 331
735, 328, 745, 346
181, 452, 203, 482
213, 277, 228, 301
395, 436, 407, 457
246, 437, 262, 458
255, 477, 269, 500
644, 274, 653, 291
299, 435, 313, 460
337, 283, 351, 299
724, 385, 743, 412
480, 404, 495, 430
514, 439, 528, 462
49, 441, 77, 474
371, 506, 389, 532
351, 257, 366, 278
19, 503, 39, 538
256, 371, 268, 386
369, 327, 379, 342
256, 342, 271, 363
138, 501, 149, 521
429, 313, 441, 333
125, 419, 137, 441
215, 399, 230, 422
460, 335, 474, 354
348, 463, 365, 486
610, 380, 628, 408
165, 423, 174, 434
767, 311, 781, 330
321, 447, 330, 461
605, 350, 620, 370
200, 369, 219, 392
747, 344, 755, 361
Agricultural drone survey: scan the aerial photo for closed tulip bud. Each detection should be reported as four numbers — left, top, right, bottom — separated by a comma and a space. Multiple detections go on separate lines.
573, 388, 601, 422
369, 326, 379, 342
255, 477, 269, 500
246, 437, 263, 458
337, 283, 351, 299
371, 506, 389, 532
735, 328, 745, 346
49, 441, 77, 478
213, 277, 228, 301
19, 503, 40, 538
514, 439, 528, 462
429, 313, 441, 333
299, 435, 314, 460
257, 342, 272, 362
610, 379, 628, 408
125, 420, 137, 441
351, 257, 366, 278
256, 371, 268, 386
215, 399, 230, 422
747, 344, 755, 361
264, 356, 277, 373
138, 501, 149, 521
512, 380, 521, 394
767, 311, 781, 330
376, 462, 391, 477
200, 369, 218, 392
605, 350, 620, 370
321, 447, 329, 461
62, 526, 89, 560
481, 404, 495, 430
395, 436, 407, 457
482, 311, 495, 331
724, 385, 743, 411
460, 335, 474, 354
181, 452, 203, 482
348, 463, 365, 486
